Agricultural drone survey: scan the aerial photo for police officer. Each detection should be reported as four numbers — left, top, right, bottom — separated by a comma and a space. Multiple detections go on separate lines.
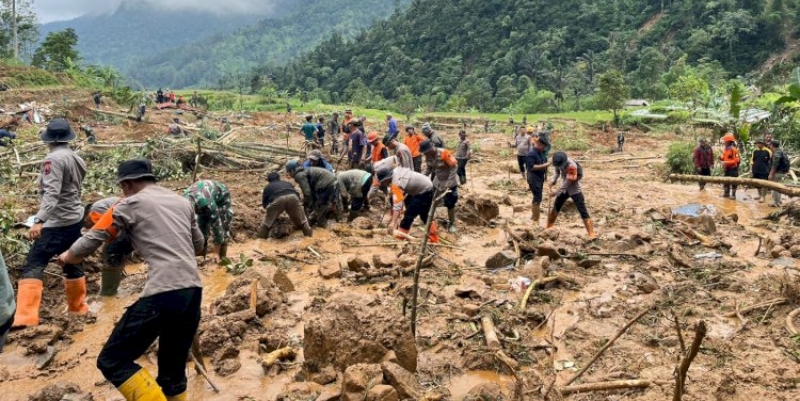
12, 119, 88, 328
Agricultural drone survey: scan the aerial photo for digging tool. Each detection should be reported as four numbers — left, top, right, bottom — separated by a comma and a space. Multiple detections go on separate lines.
190, 336, 220, 393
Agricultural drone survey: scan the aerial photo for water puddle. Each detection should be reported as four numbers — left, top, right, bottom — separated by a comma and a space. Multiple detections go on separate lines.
447, 370, 516, 400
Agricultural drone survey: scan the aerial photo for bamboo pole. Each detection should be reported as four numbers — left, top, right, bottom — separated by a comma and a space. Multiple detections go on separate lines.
669, 174, 800, 197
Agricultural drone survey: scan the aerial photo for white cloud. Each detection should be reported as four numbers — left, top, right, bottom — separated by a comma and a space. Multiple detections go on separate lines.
32, 0, 277, 23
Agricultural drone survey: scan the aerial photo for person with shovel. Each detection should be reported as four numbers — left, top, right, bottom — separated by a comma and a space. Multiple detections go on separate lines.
377, 167, 440, 244
547, 152, 595, 239
421, 139, 459, 233
184, 180, 233, 261
57, 159, 205, 401
84, 197, 133, 296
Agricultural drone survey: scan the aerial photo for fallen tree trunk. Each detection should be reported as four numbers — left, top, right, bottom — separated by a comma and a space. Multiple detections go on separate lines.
669, 174, 800, 197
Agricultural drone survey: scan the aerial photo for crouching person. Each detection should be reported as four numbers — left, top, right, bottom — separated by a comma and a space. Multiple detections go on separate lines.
378, 167, 439, 243
337, 169, 372, 222
258, 172, 313, 238
84, 197, 134, 296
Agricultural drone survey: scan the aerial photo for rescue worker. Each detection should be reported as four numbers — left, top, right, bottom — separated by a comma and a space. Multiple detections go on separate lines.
156, 88, 164, 104
329, 112, 341, 154
84, 197, 134, 296
750, 139, 772, 203
93, 92, 102, 109
184, 180, 233, 261
348, 120, 368, 169
693, 138, 714, 191
386, 113, 399, 143
300, 115, 318, 143
316, 117, 327, 148
337, 169, 373, 222
455, 130, 471, 185
303, 149, 334, 172
57, 159, 204, 401
168, 118, 183, 137
421, 139, 459, 233
137, 103, 147, 123
286, 160, 342, 227
12, 119, 88, 328
258, 172, 313, 238
386, 137, 414, 170
547, 152, 595, 239
369, 132, 389, 167
404, 125, 423, 172
511, 126, 532, 179
190, 91, 199, 108
769, 140, 790, 207
617, 131, 625, 152
80, 125, 98, 144
719, 134, 740, 199
421, 123, 445, 149
378, 167, 439, 243
0, 251, 13, 351
526, 136, 551, 226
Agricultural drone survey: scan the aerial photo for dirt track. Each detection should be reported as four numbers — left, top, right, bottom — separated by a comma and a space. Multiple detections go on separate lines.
1, 103, 799, 401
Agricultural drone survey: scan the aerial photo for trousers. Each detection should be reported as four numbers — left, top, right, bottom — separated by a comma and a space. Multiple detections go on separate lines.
22, 221, 84, 279
554, 192, 590, 220
400, 190, 434, 231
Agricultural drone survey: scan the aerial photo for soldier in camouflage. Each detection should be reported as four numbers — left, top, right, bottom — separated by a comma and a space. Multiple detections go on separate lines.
184, 180, 234, 260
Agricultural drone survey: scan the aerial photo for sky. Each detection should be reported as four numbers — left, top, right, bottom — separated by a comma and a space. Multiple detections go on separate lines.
32, 0, 276, 23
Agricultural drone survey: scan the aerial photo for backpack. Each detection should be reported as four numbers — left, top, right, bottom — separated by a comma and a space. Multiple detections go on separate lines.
575, 161, 584, 180
777, 150, 791, 174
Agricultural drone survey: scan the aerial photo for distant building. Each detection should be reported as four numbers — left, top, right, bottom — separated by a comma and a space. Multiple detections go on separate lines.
624, 99, 649, 108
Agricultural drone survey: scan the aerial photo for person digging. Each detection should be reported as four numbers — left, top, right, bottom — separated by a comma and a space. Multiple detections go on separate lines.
84, 197, 134, 296
377, 167, 440, 243
184, 180, 234, 261
547, 152, 595, 239
337, 169, 373, 222
57, 159, 205, 401
12, 119, 88, 329
286, 160, 343, 228
258, 172, 313, 238
421, 139, 460, 233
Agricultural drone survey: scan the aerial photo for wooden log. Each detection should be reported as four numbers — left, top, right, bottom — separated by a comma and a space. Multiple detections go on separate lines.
558, 380, 671, 395
261, 347, 296, 369
669, 174, 800, 197
481, 315, 502, 350
673, 321, 707, 401
518, 274, 578, 310
724, 298, 788, 318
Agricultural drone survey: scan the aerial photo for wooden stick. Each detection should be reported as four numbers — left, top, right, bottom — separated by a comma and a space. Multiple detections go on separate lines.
671, 310, 686, 355
673, 321, 707, 401
481, 315, 502, 350
519, 275, 577, 310
564, 307, 652, 386
787, 308, 800, 336
189, 351, 220, 393
724, 298, 788, 318
669, 174, 800, 197
261, 347, 296, 369
559, 379, 671, 395
410, 190, 442, 337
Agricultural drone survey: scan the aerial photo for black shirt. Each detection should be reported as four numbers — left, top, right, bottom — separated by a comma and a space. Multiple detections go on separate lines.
751, 148, 772, 177
262, 181, 299, 208
525, 147, 547, 182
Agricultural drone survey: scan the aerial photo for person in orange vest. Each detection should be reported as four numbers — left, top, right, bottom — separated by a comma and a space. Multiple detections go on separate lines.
404, 125, 423, 172
719, 133, 740, 199
368, 132, 389, 167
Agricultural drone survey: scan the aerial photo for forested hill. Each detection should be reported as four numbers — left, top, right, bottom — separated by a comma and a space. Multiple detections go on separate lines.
128, 0, 411, 88
270, 0, 798, 111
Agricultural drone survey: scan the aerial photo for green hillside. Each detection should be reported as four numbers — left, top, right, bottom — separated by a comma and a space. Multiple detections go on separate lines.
129, 0, 411, 88
269, 0, 799, 112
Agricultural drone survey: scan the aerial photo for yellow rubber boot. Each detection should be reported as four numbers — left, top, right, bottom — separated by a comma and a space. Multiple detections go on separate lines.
118, 369, 167, 401
165, 393, 187, 401
12, 279, 43, 328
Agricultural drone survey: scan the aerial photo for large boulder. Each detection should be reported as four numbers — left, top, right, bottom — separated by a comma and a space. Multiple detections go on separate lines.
461, 196, 500, 225
342, 364, 385, 401
382, 362, 422, 400
304, 293, 418, 375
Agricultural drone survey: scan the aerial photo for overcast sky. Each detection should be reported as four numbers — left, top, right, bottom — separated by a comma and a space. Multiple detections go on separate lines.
32, 0, 276, 23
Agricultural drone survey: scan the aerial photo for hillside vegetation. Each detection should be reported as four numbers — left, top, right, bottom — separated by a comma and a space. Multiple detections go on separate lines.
268, 0, 799, 112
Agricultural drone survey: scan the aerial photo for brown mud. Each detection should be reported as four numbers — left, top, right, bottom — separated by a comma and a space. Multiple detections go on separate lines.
1, 97, 799, 401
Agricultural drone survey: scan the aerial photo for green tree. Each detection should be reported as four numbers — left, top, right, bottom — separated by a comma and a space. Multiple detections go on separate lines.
631, 47, 667, 99
668, 73, 709, 106
596, 70, 629, 125
0, 0, 38, 60
32, 28, 80, 72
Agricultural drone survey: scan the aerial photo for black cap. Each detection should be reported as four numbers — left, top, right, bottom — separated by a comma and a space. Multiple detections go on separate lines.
116, 159, 156, 183
377, 168, 393, 183
419, 139, 434, 154
770, 139, 781, 148
537, 136, 550, 147
40, 118, 77, 143
552, 152, 568, 167
754, 139, 766, 145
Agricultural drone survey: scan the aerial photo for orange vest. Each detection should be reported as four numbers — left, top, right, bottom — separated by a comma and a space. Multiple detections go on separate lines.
371, 142, 387, 163
405, 134, 421, 157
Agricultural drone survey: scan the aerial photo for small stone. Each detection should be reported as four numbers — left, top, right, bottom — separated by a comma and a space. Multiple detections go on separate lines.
462, 304, 481, 317
463, 383, 504, 401
790, 245, 800, 258
319, 264, 342, 279
771, 245, 786, 259
316, 386, 342, 401
347, 257, 371, 273
366, 385, 399, 401
769, 258, 798, 269
577, 259, 602, 268
214, 358, 241, 377
308, 364, 337, 385
536, 241, 562, 260
372, 254, 394, 268
342, 364, 384, 401
541, 229, 560, 241
277, 382, 324, 401
485, 250, 518, 269
381, 350, 399, 365
382, 362, 423, 400
397, 255, 415, 268
272, 270, 295, 293
627, 272, 659, 294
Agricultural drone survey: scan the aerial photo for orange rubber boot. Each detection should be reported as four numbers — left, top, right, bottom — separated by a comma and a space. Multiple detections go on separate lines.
583, 219, 596, 240
395, 228, 410, 241
11, 279, 43, 328
64, 277, 89, 315
428, 222, 440, 244
545, 210, 558, 229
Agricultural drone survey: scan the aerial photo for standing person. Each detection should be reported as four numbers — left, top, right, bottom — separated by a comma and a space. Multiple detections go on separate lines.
348, 120, 368, 169
421, 123, 445, 148
378, 167, 439, 243
693, 138, 714, 191
300, 115, 318, 144
386, 113, 399, 143
303, 150, 334, 172
169, 92, 176, 103
93, 92, 102, 109
286, 103, 292, 117
421, 140, 460, 233
768, 140, 790, 207
57, 159, 204, 401
0, 251, 14, 352
316, 117, 327, 148
386, 137, 414, 170
455, 130, 472, 185
337, 169, 373, 222
750, 139, 772, 203
84, 197, 134, 296
12, 119, 88, 328
719, 134, 740, 199
404, 125, 423, 172
137, 103, 147, 123
368, 132, 389, 166
286, 160, 342, 227
184, 180, 233, 261
511, 126, 533, 179
547, 152, 595, 239
617, 131, 625, 152
190, 91, 199, 108
156, 88, 164, 104
258, 172, 313, 238
526, 136, 551, 226
329, 112, 341, 155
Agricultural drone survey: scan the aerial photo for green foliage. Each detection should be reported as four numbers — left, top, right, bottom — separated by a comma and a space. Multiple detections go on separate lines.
596, 70, 629, 124
32, 28, 80, 72
514, 87, 556, 114
669, 73, 709, 105
0, 64, 61, 88
666, 142, 697, 174
0, 204, 30, 259
221, 253, 254, 276
552, 130, 591, 152
0, 0, 38, 60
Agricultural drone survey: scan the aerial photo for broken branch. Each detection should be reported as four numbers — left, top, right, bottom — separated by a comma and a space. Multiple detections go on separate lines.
261, 347, 297, 370
724, 298, 788, 318
559, 379, 672, 395
673, 321, 707, 401
481, 315, 502, 351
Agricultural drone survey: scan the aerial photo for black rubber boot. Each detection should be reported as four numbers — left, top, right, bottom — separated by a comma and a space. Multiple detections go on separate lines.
100, 268, 124, 296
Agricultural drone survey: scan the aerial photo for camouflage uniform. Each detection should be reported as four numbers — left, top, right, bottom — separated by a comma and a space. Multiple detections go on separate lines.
184, 180, 233, 246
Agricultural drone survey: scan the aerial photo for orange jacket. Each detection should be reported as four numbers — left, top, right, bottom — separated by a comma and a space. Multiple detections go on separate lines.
405, 133, 422, 157
719, 146, 740, 170
371, 142, 388, 163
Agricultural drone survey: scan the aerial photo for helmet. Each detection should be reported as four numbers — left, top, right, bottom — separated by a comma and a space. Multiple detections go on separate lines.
405, 124, 415, 132
421, 123, 432, 134
285, 159, 300, 173
552, 152, 568, 168
721, 134, 736, 143
526, 126, 534, 133
377, 168, 393, 183
367, 132, 380, 142
419, 139, 434, 154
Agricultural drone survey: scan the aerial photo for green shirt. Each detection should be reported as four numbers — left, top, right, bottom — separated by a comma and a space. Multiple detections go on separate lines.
301, 123, 317, 141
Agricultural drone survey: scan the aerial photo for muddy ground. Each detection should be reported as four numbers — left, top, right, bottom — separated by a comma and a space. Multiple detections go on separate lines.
0, 97, 799, 401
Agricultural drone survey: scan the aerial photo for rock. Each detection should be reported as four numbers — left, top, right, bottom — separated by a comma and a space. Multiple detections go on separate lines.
347, 256, 371, 273
485, 250, 518, 269
536, 241, 562, 260
461, 196, 501, 226
578, 258, 602, 268
342, 364, 385, 401
366, 385, 399, 401
771, 245, 786, 259
419, 388, 452, 401
319, 264, 343, 279
272, 270, 295, 293
463, 383, 505, 401
769, 258, 799, 269
352, 217, 374, 230
462, 304, 481, 317
381, 350, 399, 365
372, 254, 394, 268
382, 362, 423, 400
540, 228, 560, 241
304, 293, 418, 374
28, 383, 89, 401
211, 342, 240, 365
500, 195, 513, 206
277, 382, 324, 401
308, 364, 338, 385
627, 272, 659, 294
212, 269, 286, 317
316, 386, 342, 401
790, 245, 800, 258
397, 255, 415, 268
214, 358, 241, 377
726, 213, 739, 223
